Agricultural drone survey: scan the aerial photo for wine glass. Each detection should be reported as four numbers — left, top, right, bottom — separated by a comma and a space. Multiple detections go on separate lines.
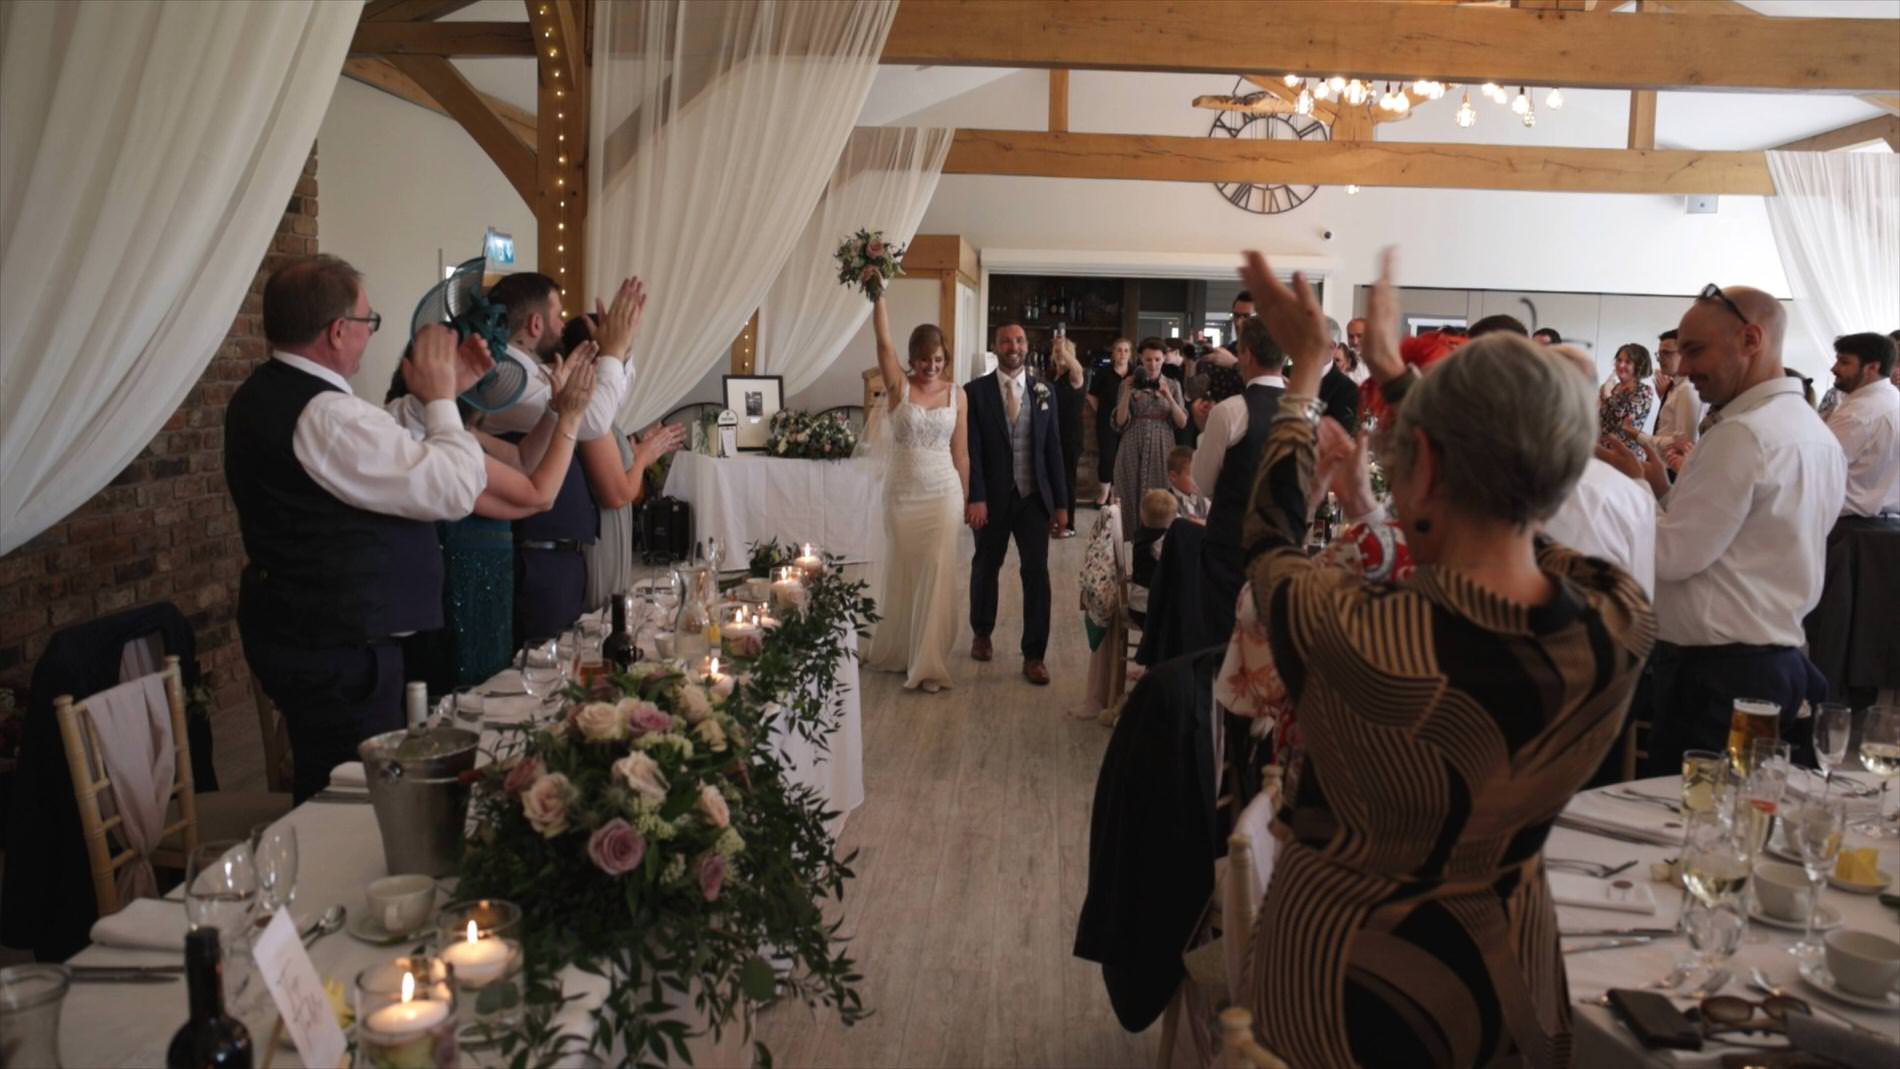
1782, 796, 1845, 962
185, 840, 258, 952
1682, 896, 1747, 984
516, 638, 567, 712
1681, 809, 1750, 909
1812, 702, 1852, 796
1855, 705, 1900, 837
705, 537, 726, 576
248, 820, 298, 917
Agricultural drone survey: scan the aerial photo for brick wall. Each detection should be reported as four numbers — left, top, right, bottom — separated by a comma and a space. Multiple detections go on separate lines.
0, 147, 318, 790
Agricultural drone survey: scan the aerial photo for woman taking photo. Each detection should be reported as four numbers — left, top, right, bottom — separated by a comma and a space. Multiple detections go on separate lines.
1111, 338, 1188, 539
1086, 337, 1132, 508
1237, 249, 1653, 1068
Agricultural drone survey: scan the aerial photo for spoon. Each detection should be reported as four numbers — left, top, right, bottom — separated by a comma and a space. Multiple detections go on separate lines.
301, 905, 346, 947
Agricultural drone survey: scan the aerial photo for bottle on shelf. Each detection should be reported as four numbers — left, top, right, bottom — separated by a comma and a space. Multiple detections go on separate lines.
602, 593, 637, 672
167, 928, 254, 1069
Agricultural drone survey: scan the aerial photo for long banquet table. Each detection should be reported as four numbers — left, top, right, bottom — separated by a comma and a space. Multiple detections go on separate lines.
53, 617, 864, 1068
664, 451, 887, 566
1558, 774, 1900, 1066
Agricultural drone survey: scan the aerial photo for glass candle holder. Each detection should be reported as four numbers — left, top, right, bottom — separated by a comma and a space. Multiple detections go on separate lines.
792, 543, 825, 580
769, 566, 807, 613
435, 900, 524, 1041
740, 575, 773, 604
354, 956, 458, 1069
721, 606, 765, 660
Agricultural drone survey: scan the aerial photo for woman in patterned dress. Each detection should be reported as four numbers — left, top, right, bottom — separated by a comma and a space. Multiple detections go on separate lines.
1237, 249, 1654, 1068
1111, 338, 1188, 540
1599, 343, 1655, 460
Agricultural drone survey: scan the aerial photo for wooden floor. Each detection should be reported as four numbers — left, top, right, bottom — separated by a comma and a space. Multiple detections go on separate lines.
755, 520, 1157, 1068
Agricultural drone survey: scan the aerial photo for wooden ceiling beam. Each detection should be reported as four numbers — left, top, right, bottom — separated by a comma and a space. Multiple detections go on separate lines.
350, 22, 534, 57
941, 128, 1776, 195
341, 57, 538, 146
362, 0, 483, 21
882, 0, 1900, 94
1774, 114, 1900, 153
387, 55, 540, 207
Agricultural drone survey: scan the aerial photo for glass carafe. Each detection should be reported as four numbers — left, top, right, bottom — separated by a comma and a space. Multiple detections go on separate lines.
671, 562, 715, 661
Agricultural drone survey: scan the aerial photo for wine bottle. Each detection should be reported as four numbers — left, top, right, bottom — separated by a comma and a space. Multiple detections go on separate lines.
602, 593, 637, 672
168, 928, 254, 1069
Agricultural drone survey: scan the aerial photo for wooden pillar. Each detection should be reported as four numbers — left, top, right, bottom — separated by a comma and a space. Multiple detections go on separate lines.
1627, 91, 1657, 150
730, 310, 759, 375
529, 0, 588, 308
1048, 69, 1069, 132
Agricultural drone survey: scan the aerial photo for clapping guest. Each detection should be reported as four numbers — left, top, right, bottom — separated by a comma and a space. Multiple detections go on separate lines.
1823, 332, 1899, 519
1193, 315, 1286, 644
1237, 247, 1652, 1066
229, 255, 490, 801
1600, 343, 1656, 459
1652, 328, 1707, 453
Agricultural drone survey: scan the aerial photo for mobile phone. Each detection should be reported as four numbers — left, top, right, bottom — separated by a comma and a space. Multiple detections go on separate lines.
1607, 988, 1702, 1051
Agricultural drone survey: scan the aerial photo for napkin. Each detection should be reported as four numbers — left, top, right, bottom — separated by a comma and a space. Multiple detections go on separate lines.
1548, 872, 1657, 915
88, 897, 188, 951
327, 762, 367, 790
1558, 790, 1682, 846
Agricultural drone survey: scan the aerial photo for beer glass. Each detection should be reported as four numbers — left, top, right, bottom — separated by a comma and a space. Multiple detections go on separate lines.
1726, 698, 1780, 774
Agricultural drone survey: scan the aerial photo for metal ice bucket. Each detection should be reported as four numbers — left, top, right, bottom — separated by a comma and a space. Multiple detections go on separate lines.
358, 726, 480, 877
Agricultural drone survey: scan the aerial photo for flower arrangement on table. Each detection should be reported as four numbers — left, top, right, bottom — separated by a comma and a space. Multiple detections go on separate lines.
766, 409, 856, 460
834, 228, 904, 301
456, 559, 877, 1068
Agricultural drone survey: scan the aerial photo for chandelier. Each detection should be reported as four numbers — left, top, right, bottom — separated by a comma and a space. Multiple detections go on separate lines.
1292, 74, 1566, 130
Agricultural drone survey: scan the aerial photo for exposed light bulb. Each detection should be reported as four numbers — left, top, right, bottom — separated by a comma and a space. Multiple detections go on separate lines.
1284, 72, 1302, 87
1428, 81, 1447, 100
1511, 87, 1530, 115
1346, 184, 1361, 195
1295, 88, 1314, 116
1545, 87, 1564, 110
1455, 91, 1476, 128
1411, 78, 1433, 96
1481, 81, 1502, 100
1312, 81, 1332, 101
1328, 75, 1346, 94
1522, 102, 1537, 127
1392, 92, 1410, 114
1345, 80, 1368, 106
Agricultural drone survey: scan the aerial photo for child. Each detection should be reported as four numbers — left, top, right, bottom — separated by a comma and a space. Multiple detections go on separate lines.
1130, 488, 1177, 591
1165, 446, 1208, 523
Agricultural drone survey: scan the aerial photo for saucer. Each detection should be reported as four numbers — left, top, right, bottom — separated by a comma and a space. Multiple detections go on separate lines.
1827, 870, 1893, 896
1746, 902, 1841, 932
345, 911, 425, 946
1797, 960, 1900, 1011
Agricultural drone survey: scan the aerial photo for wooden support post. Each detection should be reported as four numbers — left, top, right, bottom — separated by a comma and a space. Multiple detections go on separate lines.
730, 311, 760, 375
1049, 69, 1069, 132
1627, 91, 1657, 149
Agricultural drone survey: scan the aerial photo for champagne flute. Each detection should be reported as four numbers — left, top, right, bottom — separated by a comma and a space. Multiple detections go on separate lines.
247, 820, 298, 917
1855, 705, 1900, 837
1811, 702, 1852, 796
185, 840, 258, 954
516, 637, 567, 712
1783, 796, 1845, 962
1733, 757, 1786, 863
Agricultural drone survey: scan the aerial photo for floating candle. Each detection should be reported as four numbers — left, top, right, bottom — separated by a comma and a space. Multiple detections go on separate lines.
439, 920, 511, 987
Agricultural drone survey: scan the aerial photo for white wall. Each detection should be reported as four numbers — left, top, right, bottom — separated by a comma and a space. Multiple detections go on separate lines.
318, 78, 539, 398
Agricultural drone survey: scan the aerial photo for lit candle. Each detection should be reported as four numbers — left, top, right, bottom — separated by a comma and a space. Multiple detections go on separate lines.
438, 919, 512, 987
722, 609, 763, 660
364, 971, 449, 1036
769, 566, 807, 612
793, 543, 825, 579
694, 654, 729, 688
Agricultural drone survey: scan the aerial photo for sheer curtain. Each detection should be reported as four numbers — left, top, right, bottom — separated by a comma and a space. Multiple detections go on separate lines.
1764, 151, 1900, 368
0, 0, 359, 554
758, 126, 954, 396
589, 0, 897, 429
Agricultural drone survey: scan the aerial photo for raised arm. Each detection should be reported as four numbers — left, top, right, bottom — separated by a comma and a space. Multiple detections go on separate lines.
872, 295, 908, 411
1113, 377, 1133, 429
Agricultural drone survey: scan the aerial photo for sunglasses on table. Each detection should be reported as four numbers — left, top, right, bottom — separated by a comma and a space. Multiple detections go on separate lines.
1688, 993, 1816, 1045
1697, 284, 1751, 328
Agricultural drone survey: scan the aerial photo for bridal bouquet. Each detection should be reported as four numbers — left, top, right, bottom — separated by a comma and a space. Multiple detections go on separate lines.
834, 228, 905, 301
457, 564, 876, 1066
768, 409, 857, 460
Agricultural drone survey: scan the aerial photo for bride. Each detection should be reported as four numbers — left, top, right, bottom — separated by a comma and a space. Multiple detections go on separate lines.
864, 294, 969, 692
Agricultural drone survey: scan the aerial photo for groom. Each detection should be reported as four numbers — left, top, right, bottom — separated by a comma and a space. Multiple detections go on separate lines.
965, 322, 1069, 685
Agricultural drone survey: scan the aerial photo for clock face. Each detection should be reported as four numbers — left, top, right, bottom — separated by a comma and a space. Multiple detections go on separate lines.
1208, 97, 1330, 215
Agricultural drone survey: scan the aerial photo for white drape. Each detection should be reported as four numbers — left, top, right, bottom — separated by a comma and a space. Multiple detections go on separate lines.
589, 0, 897, 430
0, 0, 360, 554
758, 126, 955, 397
1764, 151, 1900, 371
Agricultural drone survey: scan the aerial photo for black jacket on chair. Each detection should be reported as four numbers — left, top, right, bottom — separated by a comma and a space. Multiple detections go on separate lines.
1074, 646, 1224, 1031
3, 601, 210, 960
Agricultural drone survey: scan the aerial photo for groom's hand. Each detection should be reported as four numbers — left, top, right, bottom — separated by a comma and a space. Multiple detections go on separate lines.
1049, 510, 1068, 537
965, 502, 988, 530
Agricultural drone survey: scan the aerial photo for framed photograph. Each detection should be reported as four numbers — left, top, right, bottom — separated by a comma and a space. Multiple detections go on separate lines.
1405, 315, 1467, 337
722, 375, 783, 452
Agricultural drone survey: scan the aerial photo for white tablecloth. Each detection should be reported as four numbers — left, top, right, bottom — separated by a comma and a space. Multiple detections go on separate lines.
55, 616, 865, 1068
665, 451, 886, 566
1557, 776, 1900, 1067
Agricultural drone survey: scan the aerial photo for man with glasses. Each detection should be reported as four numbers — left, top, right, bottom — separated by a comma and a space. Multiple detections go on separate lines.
226, 254, 491, 801
1609, 284, 1845, 772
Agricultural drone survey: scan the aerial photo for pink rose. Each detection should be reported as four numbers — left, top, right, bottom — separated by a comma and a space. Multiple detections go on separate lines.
586, 818, 646, 876
521, 772, 575, 838
866, 240, 885, 259
697, 853, 727, 902
697, 784, 730, 829
618, 698, 671, 736
502, 756, 543, 795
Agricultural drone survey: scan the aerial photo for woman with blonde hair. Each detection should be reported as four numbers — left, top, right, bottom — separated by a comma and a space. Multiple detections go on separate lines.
1050, 335, 1087, 536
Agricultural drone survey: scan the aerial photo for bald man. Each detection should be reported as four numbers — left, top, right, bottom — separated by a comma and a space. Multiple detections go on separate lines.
1615, 286, 1844, 771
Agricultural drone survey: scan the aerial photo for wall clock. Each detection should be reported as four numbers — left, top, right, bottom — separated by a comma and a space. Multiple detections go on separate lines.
1206, 93, 1330, 215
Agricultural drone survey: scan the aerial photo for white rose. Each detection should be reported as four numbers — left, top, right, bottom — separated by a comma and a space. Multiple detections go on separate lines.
696, 783, 731, 829
612, 752, 669, 804
678, 683, 714, 724
574, 701, 626, 742
695, 718, 728, 752
520, 773, 575, 838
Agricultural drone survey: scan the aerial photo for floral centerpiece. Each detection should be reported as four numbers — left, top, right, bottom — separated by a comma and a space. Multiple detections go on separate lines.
834, 228, 904, 301
766, 410, 856, 460
457, 560, 877, 1068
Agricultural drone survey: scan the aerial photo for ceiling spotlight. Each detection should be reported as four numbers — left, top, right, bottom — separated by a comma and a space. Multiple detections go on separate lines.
1284, 72, 1302, 88
1346, 184, 1361, 195
1511, 87, 1530, 115
1295, 88, 1314, 115
1328, 75, 1346, 93
1456, 91, 1476, 127
1545, 87, 1565, 110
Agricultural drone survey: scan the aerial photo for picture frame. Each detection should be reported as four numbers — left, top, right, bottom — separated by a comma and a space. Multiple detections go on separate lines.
722, 375, 783, 452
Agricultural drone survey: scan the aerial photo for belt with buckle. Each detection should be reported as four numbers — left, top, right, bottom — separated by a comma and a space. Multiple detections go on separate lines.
516, 539, 582, 553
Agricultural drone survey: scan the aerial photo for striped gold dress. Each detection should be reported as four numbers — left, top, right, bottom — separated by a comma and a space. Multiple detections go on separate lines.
1240, 394, 1654, 1068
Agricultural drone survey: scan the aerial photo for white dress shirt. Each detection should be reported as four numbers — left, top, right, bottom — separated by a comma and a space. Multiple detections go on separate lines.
458, 343, 630, 440
1653, 375, 1846, 647
1824, 377, 1900, 517
1191, 373, 1284, 495
1653, 376, 1708, 446
1543, 457, 1657, 597
274, 352, 487, 521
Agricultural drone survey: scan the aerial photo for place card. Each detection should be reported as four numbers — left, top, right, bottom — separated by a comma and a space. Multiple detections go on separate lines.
250, 907, 347, 1069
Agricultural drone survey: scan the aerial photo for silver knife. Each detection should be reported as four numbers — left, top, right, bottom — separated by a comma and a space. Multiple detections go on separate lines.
1562, 936, 1657, 955
69, 963, 183, 973
69, 972, 181, 983
1560, 928, 1675, 939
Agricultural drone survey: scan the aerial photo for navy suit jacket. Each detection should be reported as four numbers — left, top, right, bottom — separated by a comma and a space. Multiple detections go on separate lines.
965, 370, 1068, 516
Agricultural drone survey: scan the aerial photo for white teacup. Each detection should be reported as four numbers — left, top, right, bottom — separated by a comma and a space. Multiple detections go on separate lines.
1751, 861, 1811, 921
367, 874, 436, 935
1823, 928, 1900, 998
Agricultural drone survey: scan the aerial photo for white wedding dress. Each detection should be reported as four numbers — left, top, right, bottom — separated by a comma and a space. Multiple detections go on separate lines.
867, 380, 960, 691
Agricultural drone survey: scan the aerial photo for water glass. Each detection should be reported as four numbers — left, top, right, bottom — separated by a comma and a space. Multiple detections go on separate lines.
1783, 796, 1845, 961
1812, 702, 1853, 787
0, 964, 69, 1069
248, 820, 299, 916
516, 638, 567, 709
1681, 749, 1730, 816
1681, 810, 1749, 909
1683, 896, 1746, 977
1855, 705, 1900, 837
185, 840, 258, 950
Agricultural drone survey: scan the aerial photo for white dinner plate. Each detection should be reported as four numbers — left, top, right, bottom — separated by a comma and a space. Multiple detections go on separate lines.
345, 911, 424, 947
1797, 960, 1900, 1011
1745, 902, 1842, 932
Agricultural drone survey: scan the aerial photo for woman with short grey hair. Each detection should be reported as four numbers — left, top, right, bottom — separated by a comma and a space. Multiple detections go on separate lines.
1233, 248, 1655, 1068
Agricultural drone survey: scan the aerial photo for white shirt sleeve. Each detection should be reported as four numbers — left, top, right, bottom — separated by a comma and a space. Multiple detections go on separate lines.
1191, 396, 1245, 496
579, 357, 629, 440
1654, 424, 1758, 583
293, 393, 488, 521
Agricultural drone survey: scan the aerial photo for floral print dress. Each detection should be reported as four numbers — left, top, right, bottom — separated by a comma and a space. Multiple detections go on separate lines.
1600, 380, 1654, 459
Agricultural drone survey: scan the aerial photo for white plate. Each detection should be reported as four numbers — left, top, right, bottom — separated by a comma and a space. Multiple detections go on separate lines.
1746, 902, 1842, 932
1826, 870, 1892, 895
1797, 960, 1900, 1011
345, 911, 425, 946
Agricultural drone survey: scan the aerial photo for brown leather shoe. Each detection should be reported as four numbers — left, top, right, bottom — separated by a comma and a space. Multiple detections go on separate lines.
971, 634, 993, 661
1023, 660, 1050, 685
